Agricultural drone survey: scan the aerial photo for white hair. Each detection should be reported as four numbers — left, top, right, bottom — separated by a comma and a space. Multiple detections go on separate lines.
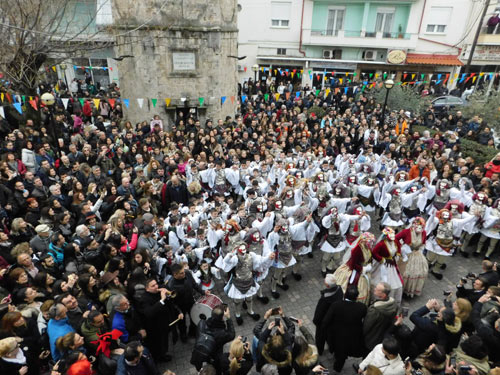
75, 224, 88, 237
324, 273, 337, 287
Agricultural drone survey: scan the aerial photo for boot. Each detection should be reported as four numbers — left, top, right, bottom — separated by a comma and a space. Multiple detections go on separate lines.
257, 295, 269, 304
236, 315, 243, 325
431, 270, 443, 280
271, 291, 280, 299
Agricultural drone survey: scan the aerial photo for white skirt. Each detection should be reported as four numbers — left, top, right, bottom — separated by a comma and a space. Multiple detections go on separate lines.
371, 262, 403, 289
425, 238, 453, 257
480, 228, 500, 239
272, 256, 297, 269
361, 204, 376, 212
381, 212, 404, 227
214, 255, 224, 269
298, 244, 312, 255
321, 239, 348, 253
225, 283, 259, 299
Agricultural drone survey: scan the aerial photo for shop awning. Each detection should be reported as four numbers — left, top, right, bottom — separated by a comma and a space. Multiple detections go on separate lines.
406, 53, 464, 66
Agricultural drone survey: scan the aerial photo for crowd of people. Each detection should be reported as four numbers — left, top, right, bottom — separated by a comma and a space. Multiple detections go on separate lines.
0, 78, 498, 375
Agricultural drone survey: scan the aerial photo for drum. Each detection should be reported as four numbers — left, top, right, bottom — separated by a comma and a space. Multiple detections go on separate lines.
190, 294, 223, 325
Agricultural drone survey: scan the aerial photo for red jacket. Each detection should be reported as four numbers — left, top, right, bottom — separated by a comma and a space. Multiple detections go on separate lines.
395, 228, 427, 246
484, 161, 500, 178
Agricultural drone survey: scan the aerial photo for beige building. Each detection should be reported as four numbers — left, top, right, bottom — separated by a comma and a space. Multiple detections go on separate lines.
110, 0, 239, 125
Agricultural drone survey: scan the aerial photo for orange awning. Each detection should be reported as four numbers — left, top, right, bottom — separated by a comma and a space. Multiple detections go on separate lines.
406, 53, 464, 66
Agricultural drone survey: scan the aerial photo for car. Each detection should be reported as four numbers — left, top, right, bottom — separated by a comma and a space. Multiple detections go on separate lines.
431, 96, 466, 112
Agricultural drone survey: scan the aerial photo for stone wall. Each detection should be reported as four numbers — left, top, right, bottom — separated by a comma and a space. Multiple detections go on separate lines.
110, 0, 239, 126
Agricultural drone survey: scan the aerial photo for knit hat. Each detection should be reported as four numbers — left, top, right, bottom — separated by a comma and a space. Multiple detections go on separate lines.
35, 224, 51, 234
100, 271, 118, 286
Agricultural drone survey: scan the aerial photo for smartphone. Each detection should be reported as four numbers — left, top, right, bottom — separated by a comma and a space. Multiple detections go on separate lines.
241, 336, 247, 343
275, 317, 280, 326
271, 306, 281, 315
289, 316, 299, 323
401, 307, 409, 318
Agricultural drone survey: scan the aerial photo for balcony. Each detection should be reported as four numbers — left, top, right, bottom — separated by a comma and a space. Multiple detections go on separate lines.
477, 26, 500, 45
302, 29, 418, 50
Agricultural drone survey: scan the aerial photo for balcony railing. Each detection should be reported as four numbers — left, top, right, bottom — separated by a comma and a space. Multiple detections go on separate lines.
309, 29, 411, 40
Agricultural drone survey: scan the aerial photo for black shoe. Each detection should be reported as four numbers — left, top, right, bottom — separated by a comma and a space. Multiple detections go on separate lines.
484, 255, 491, 260
307, 252, 313, 258
271, 291, 280, 299
277, 283, 289, 291
473, 252, 481, 257
292, 272, 302, 281
321, 271, 327, 278
242, 301, 248, 310
180, 334, 188, 343
460, 251, 469, 258
236, 315, 243, 325
440, 263, 447, 270
431, 271, 443, 280
248, 312, 260, 321
158, 354, 172, 363
257, 295, 269, 304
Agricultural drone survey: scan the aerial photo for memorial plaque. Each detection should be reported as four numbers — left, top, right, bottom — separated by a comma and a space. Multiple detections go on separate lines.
172, 52, 196, 71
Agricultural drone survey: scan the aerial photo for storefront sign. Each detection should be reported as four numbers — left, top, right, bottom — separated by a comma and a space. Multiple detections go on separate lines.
172, 52, 196, 71
310, 61, 357, 70
474, 45, 500, 61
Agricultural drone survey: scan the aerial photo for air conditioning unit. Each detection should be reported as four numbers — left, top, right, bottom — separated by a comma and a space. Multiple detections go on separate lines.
364, 50, 376, 61
237, 65, 244, 72
323, 50, 333, 59
364, 50, 377, 61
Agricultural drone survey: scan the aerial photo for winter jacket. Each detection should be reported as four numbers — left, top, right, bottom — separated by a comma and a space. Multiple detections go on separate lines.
359, 343, 405, 375
452, 347, 490, 375
363, 297, 398, 351
410, 306, 462, 354
292, 326, 319, 375
47, 317, 75, 361
21, 148, 37, 173
116, 347, 160, 375
312, 286, 343, 327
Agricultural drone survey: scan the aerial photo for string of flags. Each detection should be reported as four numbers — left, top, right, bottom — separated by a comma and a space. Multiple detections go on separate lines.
0, 70, 498, 118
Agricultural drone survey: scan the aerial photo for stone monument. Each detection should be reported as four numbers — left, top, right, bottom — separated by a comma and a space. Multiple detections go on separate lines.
110, 0, 239, 126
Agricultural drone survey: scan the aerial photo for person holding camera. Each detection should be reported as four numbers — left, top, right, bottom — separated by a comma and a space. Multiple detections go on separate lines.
456, 276, 487, 306
219, 336, 253, 375
405, 344, 446, 375
292, 319, 319, 375
470, 293, 500, 363
410, 299, 462, 354
191, 304, 235, 372
448, 335, 490, 375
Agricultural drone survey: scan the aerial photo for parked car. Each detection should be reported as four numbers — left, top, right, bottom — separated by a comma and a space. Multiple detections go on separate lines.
431, 96, 466, 113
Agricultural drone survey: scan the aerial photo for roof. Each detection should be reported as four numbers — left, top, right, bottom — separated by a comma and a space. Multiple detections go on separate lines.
406, 53, 464, 66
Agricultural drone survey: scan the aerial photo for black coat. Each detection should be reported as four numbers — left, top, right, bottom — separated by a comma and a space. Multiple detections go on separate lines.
470, 301, 500, 363
166, 271, 203, 312
312, 286, 343, 327
163, 181, 189, 208
220, 348, 253, 375
316, 299, 367, 358
133, 289, 180, 357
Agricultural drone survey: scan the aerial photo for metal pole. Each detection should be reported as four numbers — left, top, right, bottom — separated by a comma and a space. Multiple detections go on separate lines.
465, 0, 491, 73
381, 88, 390, 125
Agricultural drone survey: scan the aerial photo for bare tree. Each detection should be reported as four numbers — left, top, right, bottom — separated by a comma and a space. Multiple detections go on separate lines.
0, 0, 112, 94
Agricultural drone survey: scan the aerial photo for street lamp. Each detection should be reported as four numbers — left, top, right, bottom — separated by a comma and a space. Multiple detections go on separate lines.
252, 64, 259, 82
381, 79, 395, 125
40, 92, 61, 158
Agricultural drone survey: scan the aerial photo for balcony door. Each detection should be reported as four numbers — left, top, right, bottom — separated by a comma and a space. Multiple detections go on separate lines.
326, 7, 344, 36
375, 8, 395, 38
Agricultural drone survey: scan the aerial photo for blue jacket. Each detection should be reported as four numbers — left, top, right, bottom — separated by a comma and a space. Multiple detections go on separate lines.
47, 318, 75, 361
48, 243, 65, 266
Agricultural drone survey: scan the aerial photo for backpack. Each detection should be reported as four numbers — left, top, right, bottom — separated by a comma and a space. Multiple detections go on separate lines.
190, 320, 216, 369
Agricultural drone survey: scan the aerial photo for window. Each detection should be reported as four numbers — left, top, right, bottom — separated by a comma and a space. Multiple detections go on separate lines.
425, 7, 452, 34
271, 2, 291, 27
96, 0, 113, 26
375, 8, 395, 37
277, 48, 287, 55
326, 7, 345, 36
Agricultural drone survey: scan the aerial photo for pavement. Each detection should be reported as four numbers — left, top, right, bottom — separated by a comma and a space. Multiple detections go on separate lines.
159, 226, 492, 375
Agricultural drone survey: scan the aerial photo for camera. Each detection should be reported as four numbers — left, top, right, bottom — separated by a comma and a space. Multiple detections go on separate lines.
275, 317, 281, 326
459, 366, 472, 375
241, 336, 247, 343
443, 290, 452, 297
466, 272, 477, 279
460, 277, 468, 284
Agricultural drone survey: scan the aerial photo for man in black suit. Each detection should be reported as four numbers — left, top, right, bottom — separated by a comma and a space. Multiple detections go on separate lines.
316, 285, 367, 372
312, 274, 343, 334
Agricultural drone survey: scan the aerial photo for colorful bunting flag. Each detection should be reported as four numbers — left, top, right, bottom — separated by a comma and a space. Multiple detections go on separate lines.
13, 103, 22, 114
151, 98, 157, 107
242, 95, 247, 103
136, 98, 144, 108
62, 98, 69, 109
108, 99, 115, 108
93, 99, 100, 109
0, 107, 4, 119
79, 98, 84, 107
165, 98, 171, 107
230, 96, 235, 104
29, 100, 37, 111
199, 97, 204, 106
123, 99, 129, 108
221, 96, 226, 105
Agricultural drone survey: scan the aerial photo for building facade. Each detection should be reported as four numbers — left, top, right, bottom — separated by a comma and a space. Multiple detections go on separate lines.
238, 0, 484, 89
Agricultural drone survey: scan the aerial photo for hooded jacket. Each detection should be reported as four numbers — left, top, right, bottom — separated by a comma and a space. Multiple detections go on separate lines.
363, 297, 398, 350
453, 347, 490, 375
